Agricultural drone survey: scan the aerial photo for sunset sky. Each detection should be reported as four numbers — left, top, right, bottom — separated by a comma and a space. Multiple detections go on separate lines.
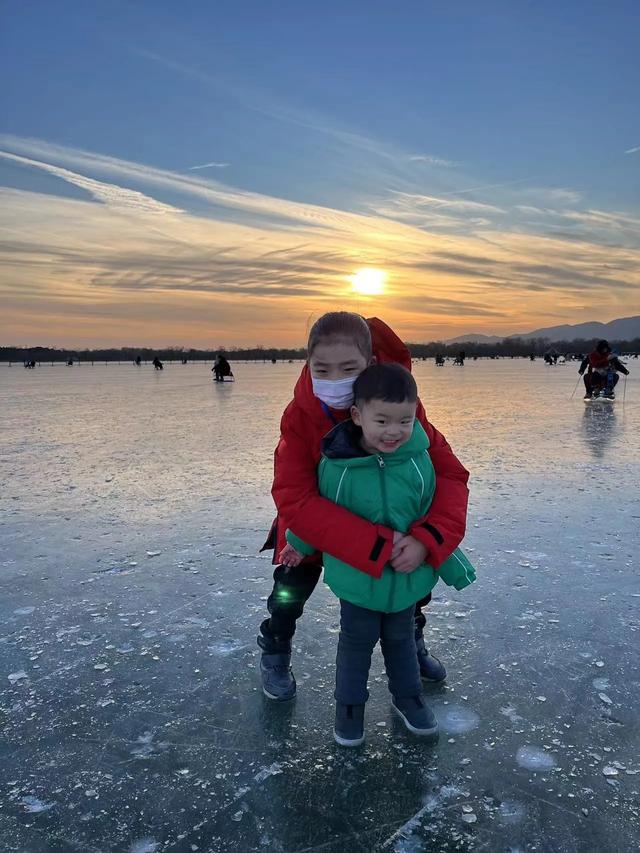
1, 1, 639, 348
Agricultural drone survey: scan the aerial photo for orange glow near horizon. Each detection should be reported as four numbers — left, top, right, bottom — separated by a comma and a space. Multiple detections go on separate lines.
1, 140, 639, 349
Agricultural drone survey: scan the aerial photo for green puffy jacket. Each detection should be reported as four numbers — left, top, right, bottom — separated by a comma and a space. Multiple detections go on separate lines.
286, 420, 475, 613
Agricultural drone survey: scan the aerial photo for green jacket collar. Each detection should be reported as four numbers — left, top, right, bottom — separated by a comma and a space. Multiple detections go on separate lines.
321, 419, 429, 467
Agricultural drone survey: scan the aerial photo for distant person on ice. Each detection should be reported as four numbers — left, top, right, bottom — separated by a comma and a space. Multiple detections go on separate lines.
579, 340, 629, 399
280, 363, 475, 746
212, 353, 232, 381
152, 357, 163, 370
257, 311, 470, 708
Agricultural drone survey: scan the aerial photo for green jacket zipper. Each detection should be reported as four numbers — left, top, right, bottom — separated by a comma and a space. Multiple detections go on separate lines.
377, 455, 396, 612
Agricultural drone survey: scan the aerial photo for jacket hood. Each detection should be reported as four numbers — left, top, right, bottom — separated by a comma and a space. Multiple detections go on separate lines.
321, 420, 429, 468
292, 317, 413, 417
321, 420, 367, 459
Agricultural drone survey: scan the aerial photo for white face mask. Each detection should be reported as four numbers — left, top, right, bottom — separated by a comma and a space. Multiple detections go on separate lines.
312, 376, 356, 410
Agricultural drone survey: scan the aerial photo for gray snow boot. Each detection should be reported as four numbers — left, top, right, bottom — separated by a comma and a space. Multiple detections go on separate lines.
392, 695, 439, 737
260, 652, 296, 701
334, 702, 365, 747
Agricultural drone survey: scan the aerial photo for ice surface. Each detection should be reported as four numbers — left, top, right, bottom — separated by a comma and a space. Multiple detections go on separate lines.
1, 360, 639, 851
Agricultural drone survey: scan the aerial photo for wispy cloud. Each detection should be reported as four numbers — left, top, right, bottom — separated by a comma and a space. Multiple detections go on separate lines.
439, 177, 535, 197
388, 191, 504, 215
188, 161, 229, 170
0, 136, 372, 232
624, 145, 640, 154
1, 135, 639, 346
132, 48, 459, 182
408, 155, 457, 168
368, 191, 504, 232
0, 150, 182, 216
517, 187, 582, 205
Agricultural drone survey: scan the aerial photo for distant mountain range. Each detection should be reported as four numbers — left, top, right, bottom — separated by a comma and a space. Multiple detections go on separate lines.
446, 315, 640, 345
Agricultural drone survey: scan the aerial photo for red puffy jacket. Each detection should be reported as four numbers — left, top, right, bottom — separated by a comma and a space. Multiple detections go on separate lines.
263, 317, 470, 578
588, 351, 610, 371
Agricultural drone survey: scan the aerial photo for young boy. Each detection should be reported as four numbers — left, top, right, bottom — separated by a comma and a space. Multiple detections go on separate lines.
281, 364, 475, 746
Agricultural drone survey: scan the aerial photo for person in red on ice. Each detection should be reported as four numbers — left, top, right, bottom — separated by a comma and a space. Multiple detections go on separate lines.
579, 339, 630, 399
258, 312, 470, 701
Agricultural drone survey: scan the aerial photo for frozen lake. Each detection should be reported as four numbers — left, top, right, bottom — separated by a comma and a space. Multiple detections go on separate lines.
1, 359, 639, 852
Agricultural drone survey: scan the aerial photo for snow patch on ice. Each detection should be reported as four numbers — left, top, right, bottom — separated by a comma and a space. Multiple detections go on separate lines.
131, 731, 170, 759
254, 762, 283, 783
20, 795, 55, 813
438, 705, 480, 734
208, 639, 250, 656
498, 800, 526, 824
8, 670, 28, 684
388, 784, 466, 851
500, 704, 523, 723
516, 745, 557, 772
184, 616, 210, 628
129, 840, 159, 853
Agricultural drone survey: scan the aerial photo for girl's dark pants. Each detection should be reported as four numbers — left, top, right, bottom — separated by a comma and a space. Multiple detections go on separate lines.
584, 372, 619, 394
258, 562, 431, 653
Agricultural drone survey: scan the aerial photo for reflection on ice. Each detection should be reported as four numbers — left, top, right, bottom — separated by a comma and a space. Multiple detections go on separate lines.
581, 403, 618, 458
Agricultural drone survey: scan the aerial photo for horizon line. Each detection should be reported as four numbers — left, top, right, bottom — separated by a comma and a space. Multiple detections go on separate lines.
3, 331, 640, 356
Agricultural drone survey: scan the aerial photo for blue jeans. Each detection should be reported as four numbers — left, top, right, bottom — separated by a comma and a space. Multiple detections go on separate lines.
334, 600, 422, 705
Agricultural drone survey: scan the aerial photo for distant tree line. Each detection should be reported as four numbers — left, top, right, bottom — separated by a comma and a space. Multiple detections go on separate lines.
407, 336, 640, 359
0, 344, 307, 364
1, 336, 638, 364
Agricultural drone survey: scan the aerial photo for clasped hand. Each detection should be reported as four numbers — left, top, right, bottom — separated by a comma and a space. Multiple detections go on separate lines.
279, 532, 428, 574
390, 531, 428, 573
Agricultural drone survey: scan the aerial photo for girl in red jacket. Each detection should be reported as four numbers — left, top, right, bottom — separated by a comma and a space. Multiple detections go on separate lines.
258, 312, 470, 701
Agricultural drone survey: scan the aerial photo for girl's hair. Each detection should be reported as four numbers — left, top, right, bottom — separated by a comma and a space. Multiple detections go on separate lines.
354, 363, 417, 406
307, 312, 372, 359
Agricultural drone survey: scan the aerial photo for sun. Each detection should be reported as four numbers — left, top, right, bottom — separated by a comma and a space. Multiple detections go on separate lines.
349, 268, 386, 296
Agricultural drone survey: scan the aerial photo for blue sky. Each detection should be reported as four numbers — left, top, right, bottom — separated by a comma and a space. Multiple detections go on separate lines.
1, 0, 639, 346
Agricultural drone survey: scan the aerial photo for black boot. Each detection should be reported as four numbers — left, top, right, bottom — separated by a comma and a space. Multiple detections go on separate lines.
258, 620, 296, 700
415, 633, 447, 683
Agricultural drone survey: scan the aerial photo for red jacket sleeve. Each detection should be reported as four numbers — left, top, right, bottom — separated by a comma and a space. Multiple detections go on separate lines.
409, 401, 470, 568
272, 413, 393, 579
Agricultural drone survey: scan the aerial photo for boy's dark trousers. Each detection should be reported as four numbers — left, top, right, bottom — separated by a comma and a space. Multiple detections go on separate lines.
258, 562, 432, 653
335, 600, 422, 704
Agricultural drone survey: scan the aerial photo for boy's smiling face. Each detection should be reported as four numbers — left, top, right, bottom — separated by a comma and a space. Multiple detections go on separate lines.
351, 398, 416, 455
